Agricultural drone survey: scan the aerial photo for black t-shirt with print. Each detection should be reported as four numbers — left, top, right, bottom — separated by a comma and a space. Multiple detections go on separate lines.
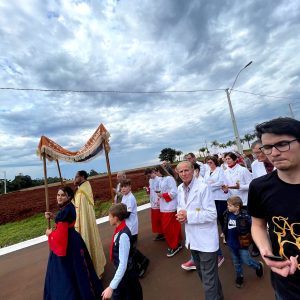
248, 171, 300, 299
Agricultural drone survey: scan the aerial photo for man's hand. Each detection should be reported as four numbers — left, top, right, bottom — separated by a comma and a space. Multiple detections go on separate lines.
102, 286, 113, 299
262, 249, 298, 277
176, 210, 187, 224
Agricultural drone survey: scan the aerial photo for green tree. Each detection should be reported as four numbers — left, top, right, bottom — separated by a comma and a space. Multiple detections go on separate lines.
89, 169, 99, 176
11, 174, 32, 190
175, 150, 183, 161
243, 133, 256, 149
199, 147, 207, 157
211, 140, 219, 148
159, 148, 177, 163
226, 140, 236, 147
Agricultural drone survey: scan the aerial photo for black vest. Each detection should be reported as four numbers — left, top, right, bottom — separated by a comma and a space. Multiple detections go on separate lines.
113, 226, 135, 271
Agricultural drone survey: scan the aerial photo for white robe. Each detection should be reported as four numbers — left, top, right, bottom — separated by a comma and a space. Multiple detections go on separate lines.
251, 160, 267, 179
223, 164, 252, 206
177, 178, 218, 252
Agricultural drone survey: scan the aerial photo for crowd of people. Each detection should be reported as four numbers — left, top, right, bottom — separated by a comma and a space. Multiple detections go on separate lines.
43, 117, 300, 300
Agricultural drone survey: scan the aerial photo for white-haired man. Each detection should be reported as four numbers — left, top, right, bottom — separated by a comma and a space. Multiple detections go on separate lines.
176, 161, 223, 300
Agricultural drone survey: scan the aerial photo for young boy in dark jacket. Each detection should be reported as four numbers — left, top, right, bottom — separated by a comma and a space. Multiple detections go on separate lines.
223, 196, 264, 288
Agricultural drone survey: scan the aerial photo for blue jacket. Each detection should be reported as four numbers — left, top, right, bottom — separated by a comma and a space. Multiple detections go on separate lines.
223, 209, 252, 249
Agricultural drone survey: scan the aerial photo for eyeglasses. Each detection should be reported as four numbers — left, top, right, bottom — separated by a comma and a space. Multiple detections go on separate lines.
259, 139, 299, 155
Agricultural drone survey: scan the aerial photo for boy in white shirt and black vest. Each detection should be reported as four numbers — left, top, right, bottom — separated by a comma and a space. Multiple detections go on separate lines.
120, 179, 150, 278
102, 203, 143, 300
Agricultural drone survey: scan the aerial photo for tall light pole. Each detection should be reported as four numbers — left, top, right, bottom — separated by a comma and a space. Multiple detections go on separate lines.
288, 103, 295, 118
1, 171, 7, 194
225, 61, 253, 154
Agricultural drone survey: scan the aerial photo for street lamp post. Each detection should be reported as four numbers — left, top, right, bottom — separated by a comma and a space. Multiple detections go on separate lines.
226, 61, 253, 154
1, 171, 7, 194
288, 103, 295, 118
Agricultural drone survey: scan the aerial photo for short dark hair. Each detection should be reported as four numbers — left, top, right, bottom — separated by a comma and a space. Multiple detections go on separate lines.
193, 162, 200, 171
256, 117, 300, 140
206, 155, 220, 167
120, 179, 131, 187
224, 152, 238, 161
78, 170, 88, 179
156, 165, 172, 177
144, 168, 152, 175
144, 167, 157, 175
109, 203, 128, 220
187, 152, 196, 158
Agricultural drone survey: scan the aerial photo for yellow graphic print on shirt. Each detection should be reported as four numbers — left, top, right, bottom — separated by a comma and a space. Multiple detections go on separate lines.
272, 216, 300, 270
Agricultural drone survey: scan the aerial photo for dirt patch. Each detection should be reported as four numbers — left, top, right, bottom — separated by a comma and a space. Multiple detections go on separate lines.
0, 168, 149, 224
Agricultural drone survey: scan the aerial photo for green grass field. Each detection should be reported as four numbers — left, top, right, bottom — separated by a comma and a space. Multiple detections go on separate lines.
0, 189, 149, 248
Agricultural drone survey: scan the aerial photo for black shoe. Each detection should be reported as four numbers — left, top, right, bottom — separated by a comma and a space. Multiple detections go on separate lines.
153, 234, 165, 241
139, 258, 150, 278
235, 276, 244, 288
256, 261, 264, 278
251, 244, 260, 257
166, 245, 182, 257
251, 250, 260, 257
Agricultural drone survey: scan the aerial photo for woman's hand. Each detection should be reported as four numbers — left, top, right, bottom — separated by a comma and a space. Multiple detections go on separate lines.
45, 212, 54, 220
102, 287, 113, 299
45, 228, 52, 236
221, 185, 229, 193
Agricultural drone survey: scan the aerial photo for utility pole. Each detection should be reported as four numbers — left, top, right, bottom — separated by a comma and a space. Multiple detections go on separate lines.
226, 88, 243, 154
1, 171, 7, 194
4, 171, 6, 194
289, 103, 295, 118
226, 61, 253, 154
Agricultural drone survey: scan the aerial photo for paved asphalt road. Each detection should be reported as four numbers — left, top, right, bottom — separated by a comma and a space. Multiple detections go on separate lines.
0, 209, 274, 300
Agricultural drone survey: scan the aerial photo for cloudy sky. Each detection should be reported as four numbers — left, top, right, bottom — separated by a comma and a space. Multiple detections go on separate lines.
0, 0, 300, 180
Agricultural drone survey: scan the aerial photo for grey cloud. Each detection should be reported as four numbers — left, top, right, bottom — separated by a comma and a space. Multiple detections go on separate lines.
1, 0, 300, 179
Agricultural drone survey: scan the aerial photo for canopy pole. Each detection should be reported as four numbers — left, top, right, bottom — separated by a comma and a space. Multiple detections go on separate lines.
43, 152, 50, 229
56, 160, 64, 185
104, 140, 114, 203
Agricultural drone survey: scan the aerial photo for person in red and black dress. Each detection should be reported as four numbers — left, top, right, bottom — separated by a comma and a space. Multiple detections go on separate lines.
44, 186, 103, 300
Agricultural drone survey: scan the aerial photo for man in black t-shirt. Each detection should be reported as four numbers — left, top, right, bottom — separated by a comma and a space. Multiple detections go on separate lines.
248, 117, 300, 300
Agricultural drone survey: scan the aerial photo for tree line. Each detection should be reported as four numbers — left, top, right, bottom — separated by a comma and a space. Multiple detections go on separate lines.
0, 169, 105, 194
158, 133, 256, 163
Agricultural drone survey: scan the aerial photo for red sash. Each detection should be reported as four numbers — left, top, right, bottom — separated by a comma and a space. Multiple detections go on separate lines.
162, 192, 172, 202
48, 221, 75, 256
110, 220, 127, 261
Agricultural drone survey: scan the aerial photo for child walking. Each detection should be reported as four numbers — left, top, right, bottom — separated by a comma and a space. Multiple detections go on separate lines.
223, 196, 264, 288
120, 179, 150, 277
144, 168, 164, 241
102, 203, 143, 300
